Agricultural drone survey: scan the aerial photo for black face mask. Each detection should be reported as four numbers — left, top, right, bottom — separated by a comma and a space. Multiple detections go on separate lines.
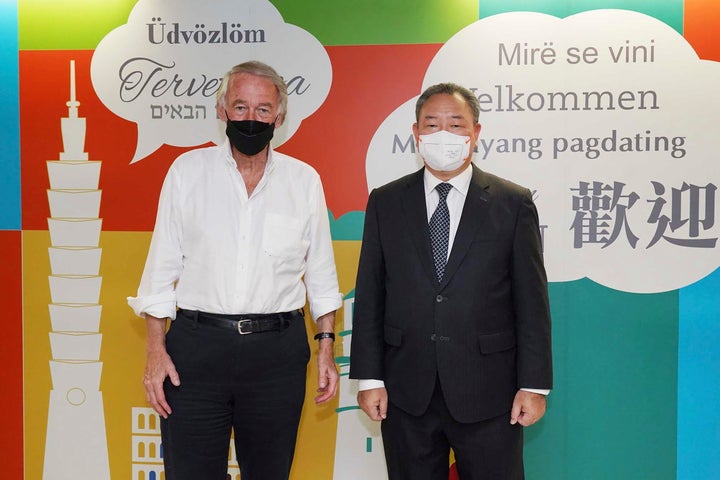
225, 116, 276, 156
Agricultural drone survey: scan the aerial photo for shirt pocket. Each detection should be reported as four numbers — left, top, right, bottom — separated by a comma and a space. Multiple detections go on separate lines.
262, 213, 308, 260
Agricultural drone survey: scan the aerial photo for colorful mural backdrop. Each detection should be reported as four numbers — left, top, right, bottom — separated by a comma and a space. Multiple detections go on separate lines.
1, 1, 719, 479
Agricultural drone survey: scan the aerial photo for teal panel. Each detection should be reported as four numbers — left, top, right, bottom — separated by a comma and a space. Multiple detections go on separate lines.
677, 268, 720, 480
0, 1, 20, 229
269, 0, 479, 46
479, 0, 683, 34
525, 279, 678, 479
329, 210, 365, 241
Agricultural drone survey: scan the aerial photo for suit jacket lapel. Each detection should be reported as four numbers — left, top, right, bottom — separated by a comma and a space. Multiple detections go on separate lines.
440, 166, 491, 288
400, 170, 438, 286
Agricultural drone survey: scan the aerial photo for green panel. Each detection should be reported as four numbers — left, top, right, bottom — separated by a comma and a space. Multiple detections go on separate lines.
525, 279, 678, 479
20, 0, 479, 50
479, 0, 683, 34
19, 0, 136, 50
17, 0, 686, 49
269, 0, 479, 46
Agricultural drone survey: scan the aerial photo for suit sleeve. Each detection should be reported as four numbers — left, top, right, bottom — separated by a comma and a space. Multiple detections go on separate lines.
512, 189, 553, 389
349, 190, 387, 380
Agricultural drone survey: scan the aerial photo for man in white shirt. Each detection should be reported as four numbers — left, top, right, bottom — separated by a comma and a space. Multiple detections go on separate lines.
128, 61, 342, 480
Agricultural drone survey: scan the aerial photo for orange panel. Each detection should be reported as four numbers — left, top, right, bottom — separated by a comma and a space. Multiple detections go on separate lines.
684, 0, 720, 61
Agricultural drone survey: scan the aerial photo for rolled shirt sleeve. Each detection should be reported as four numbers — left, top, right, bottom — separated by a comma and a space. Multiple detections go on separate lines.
127, 162, 185, 319
304, 178, 343, 320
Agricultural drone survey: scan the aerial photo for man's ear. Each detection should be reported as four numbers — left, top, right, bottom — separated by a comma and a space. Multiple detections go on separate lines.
217, 105, 227, 121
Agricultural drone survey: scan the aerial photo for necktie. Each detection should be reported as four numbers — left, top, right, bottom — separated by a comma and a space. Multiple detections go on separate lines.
429, 183, 452, 281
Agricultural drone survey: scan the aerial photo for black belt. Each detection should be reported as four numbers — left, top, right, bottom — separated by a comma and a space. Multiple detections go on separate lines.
181, 309, 301, 335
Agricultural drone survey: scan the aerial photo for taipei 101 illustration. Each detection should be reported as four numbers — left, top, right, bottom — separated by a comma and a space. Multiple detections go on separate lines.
43, 60, 111, 480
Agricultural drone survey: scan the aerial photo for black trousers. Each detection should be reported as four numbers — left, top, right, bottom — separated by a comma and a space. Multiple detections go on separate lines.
381, 377, 524, 480
160, 309, 310, 480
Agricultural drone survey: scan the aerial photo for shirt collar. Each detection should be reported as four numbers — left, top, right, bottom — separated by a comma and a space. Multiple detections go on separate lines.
221, 137, 276, 175
423, 163, 473, 198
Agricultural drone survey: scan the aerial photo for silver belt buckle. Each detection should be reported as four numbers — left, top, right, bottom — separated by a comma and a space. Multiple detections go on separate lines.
237, 319, 253, 335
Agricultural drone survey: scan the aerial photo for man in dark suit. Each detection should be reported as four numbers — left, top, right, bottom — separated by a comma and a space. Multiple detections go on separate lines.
349, 83, 552, 480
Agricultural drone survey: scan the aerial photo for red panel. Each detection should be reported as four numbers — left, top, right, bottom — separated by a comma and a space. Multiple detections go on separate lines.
0, 230, 23, 479
20, 50, 184, 232
280, 44, 442, 216
684, 0, 720, 61
20, 46, 441, 231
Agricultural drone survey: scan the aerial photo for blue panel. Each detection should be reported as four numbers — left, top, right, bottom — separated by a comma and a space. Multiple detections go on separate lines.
677, 268, 720, 480
0, 2, 20, 230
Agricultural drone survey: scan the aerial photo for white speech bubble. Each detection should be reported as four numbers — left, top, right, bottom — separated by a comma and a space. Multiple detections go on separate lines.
91, 0, 331, 163
366, 10, 720, 293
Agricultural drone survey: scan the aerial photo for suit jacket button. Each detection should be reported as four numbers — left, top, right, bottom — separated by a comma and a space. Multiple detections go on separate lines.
436, 295, 444, 303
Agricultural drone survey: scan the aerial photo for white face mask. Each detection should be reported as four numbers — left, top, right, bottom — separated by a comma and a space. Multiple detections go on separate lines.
418, 130, 472, 172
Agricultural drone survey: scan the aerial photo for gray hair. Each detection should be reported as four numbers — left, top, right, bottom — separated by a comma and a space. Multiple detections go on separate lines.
216, 60, 288, 118
415, 83, 480, 124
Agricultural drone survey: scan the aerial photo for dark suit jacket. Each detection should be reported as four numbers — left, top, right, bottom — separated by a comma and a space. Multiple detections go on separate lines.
349, 166, 553, 423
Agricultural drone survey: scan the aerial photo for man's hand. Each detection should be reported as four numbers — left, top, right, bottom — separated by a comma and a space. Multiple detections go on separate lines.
357, 387, 388, 421
314, 312, 339, 404
144, 348, 180, 418
510, 390, 547, 426
144, 315, 180, 419
314, 340, 339, 404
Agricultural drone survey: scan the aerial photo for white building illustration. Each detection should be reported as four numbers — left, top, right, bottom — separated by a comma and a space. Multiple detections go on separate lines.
131, 408, 164, 480
130, 407, 240, 479
333, 291, 388, 479
43, 60, 111, 479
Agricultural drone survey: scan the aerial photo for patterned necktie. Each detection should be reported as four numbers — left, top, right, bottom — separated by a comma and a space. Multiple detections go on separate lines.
429, 183, 452, 281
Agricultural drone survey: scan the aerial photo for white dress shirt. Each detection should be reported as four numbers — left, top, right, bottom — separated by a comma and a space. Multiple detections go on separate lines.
128, 139, 342, 322
358, 165, 548, 395
423, 163, 474, 259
